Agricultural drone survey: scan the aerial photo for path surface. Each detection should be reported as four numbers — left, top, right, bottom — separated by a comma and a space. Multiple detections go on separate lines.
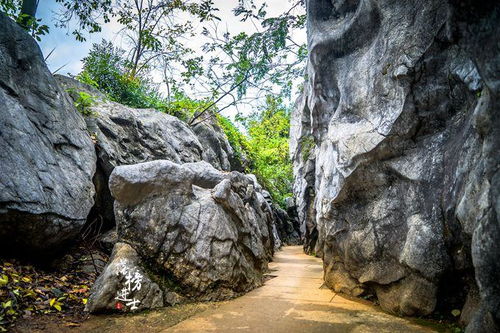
165, 246, 435, 333
15, 246, 441, 333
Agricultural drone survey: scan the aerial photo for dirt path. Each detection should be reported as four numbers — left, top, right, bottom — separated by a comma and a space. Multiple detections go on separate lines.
16, 246, 443, 332
165, 246, 436, 333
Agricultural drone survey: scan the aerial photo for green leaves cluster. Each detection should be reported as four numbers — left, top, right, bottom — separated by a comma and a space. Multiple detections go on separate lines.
55, 0, 113, 41
66, 89, 98, 116
245, 96, 293, 206
78, 41, 163, 108
216, 113, 250, 168
202, 0, 306, 103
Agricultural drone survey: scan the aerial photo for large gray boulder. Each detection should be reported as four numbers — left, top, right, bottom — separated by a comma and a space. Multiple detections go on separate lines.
56, 76, 200, 226
84, 101, 206, 227
87, 160, 275, 311
291, 0, 499, 328
0, 13, 96, 255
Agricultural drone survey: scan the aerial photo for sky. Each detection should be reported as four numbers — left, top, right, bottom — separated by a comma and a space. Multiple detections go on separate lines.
37, 1, 306, 118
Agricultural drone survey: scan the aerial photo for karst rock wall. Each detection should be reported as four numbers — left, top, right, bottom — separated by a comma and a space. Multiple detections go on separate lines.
291, 0, 499, 330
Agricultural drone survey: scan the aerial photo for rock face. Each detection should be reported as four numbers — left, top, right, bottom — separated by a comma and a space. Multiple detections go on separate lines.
192, 119, 238, 172
291, 0, 499, 329
267, 196, 301, 246
86, 102, 206, 228
0, 13, 96, 255
87, 160, 275, 311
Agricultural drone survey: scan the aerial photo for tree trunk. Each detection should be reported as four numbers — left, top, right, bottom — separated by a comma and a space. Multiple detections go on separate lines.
19, 0, 38, 28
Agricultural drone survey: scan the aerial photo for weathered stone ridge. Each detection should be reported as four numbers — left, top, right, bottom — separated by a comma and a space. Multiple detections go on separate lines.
291, 0, 499, 330
0, 13, 96, 255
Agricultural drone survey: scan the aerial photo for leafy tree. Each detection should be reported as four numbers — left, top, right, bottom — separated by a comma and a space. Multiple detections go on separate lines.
78, 40, 211, 121
115, 0, 218, 78
2, 0, 306, 121
54, 0, 114, 41
245, 96, 293, 206
189, 0, 306, 124
216, 96, 293, 206
55, 0, 219, 91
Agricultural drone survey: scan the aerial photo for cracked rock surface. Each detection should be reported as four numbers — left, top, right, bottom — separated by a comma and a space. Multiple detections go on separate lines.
291, 0, 499, 329
0, 13, 96, 255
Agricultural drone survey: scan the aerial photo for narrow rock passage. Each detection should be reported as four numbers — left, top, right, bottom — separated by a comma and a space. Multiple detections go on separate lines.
166, 246, 435, 332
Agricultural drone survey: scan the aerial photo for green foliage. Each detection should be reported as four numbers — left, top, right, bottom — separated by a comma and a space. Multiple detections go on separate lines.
77, 40, 212, 121
217, 96, 293, 207
77, 41, 166, 109
245, 97, 293, 206
76, 71, 99, 89
77, 41, 152, 109
168, 89, 212, 122
216, 113, 250, 168
300, 135, 316, 162
54, 0, 113, 42
53, 0, 220, 83
202, 0, 306, 104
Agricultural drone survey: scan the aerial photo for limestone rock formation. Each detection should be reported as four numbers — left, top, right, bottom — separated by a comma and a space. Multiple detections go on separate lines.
265, 196, 301, 246
87, 160, 275, 311
0, 13, 96, 255
291, 0, 499, 329
85, 102, 206, 227
273, 206, 301, 246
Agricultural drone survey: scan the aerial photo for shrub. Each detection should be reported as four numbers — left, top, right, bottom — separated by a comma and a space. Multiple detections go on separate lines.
77, 41, 166, 109
71, 91, 97, 116
215, 113, 251, 169
300, 135, 315, 162
76, 40, 208, 121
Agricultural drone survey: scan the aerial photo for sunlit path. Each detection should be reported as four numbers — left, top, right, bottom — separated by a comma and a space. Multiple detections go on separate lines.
165, 246, 435, 333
